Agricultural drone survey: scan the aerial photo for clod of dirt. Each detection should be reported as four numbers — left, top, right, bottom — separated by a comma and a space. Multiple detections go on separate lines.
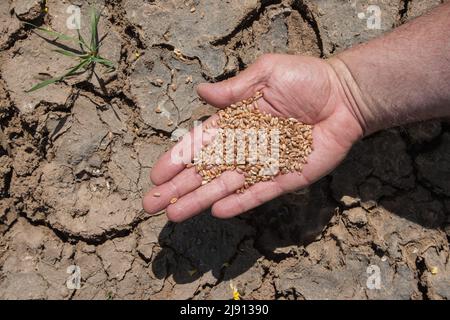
72, 247, 109, 299
0, 198, 16, 235
11, 143, 40, 176
310, 0, 399, 56
97, 236, 136, 281
130, 51, 204, 133
0, 1, 21, 50
340, 195, 360, 207
53, 96, 109, 167
0, 218, 73, 299
344, 207, 368, 226
137, 214, 168, 261
0, 154, 12, 195
135, 139, 169, 195
238, 8, 289, 65
236, 4, 320, 66
0, 77, 12, 119
420, 245, 450, 299
124, 0, 262, 78
7, 96, 146, 239
1, 33, 73, 113
13, 0, 43, 21
275, 204, 449, 299
406, 0, 442, 20
108, 142, 141, 195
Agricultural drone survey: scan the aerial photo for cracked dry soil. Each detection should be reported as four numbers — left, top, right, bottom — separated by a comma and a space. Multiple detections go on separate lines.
0, 0, 449, 300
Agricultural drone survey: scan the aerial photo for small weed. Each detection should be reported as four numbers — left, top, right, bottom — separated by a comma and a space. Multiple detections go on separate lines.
26, 7, 115, 92
106, 291, 114, 300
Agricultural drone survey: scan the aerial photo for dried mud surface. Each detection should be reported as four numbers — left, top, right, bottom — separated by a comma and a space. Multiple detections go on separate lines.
0, 0, 449, 300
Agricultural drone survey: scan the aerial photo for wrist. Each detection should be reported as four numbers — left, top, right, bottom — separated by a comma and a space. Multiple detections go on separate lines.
326, 57, 376, 137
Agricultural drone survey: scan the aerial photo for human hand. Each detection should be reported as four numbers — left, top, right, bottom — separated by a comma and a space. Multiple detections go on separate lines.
143, 54, 364, 222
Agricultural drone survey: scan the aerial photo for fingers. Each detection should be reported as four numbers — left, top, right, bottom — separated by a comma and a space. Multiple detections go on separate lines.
150, 115, 219, 185
210, 179, 285, 219
143, 167, 203, 214
197, 56, 271, 108
166, 171, 245, 222
210, 171, 311, 219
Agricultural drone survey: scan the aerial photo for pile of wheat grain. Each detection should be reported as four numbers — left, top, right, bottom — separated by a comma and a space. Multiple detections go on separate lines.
190, 92, 313, 192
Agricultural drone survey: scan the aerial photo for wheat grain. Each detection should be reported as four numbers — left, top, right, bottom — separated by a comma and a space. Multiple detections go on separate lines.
191, 91, 314, 191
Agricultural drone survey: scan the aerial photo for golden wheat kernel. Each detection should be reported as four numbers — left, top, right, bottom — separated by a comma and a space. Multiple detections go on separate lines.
195, 91, 313, 191
155, 106, 162, 113
170, 197, 178, 204
153, 192, 161, 197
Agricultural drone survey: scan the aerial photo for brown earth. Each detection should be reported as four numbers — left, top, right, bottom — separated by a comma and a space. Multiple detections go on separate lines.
0, 0, 449, 300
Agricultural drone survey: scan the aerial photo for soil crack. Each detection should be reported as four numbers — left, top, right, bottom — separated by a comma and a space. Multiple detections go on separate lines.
211, 0, 283, 46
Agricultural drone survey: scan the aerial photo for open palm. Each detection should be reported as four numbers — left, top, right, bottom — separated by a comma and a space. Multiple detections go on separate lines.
143, 54, 363, 222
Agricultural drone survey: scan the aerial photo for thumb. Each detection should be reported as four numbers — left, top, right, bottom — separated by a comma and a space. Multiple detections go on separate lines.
197, 57, 271, 108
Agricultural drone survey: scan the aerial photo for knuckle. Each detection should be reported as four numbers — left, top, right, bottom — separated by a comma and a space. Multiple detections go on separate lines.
211, 205, 222, 217
167, 180, 180, 198
166, 205, 183, 222
217, 177, 231, 195
256, 53, 275, 67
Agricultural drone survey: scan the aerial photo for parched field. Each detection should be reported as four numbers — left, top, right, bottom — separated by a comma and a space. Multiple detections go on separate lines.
0, 0, 449, 299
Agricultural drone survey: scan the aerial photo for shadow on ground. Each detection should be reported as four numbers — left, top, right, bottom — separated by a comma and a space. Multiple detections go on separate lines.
151, 127, 450, 285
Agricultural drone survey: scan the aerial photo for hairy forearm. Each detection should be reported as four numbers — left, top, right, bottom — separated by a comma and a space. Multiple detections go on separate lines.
328, 2, 450, 135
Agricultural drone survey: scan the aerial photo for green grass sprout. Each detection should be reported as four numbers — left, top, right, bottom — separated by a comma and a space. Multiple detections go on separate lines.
26, 7, 115, 92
